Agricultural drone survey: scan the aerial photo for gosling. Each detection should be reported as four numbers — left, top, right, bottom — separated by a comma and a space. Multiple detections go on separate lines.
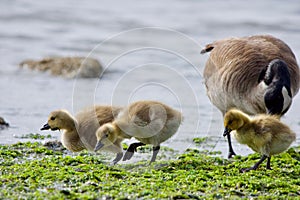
223, 108, 296, 172
94, 100, 182, 164
201, 35, 300, 158
41, 106, 123, 163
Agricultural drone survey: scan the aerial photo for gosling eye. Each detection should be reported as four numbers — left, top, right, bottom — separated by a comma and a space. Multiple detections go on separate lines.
228, 120, 233, 125
105, 133, 109, 138
50, 116, 56, 121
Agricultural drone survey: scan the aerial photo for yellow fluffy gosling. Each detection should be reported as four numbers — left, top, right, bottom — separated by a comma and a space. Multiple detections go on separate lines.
41, 106, 123, 164
223, 109, 296, 172
94, 100, 182, 164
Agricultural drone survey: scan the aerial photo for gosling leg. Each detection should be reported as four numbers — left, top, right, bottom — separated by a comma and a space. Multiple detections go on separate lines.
150, 145, 160, 164
227, 134, 236, 158
123, 142, 145, 161
240, 155, 268, 173
266, 156, 272, 170
111, 152, 123, 165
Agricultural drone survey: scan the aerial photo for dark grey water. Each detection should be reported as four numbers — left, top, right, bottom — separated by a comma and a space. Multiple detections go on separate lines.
1, 0, 300, 158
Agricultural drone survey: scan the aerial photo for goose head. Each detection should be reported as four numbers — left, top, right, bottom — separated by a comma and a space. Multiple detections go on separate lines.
41, 110, 75, 131
223, 109, 246, 137
94, 123, 118, 151
262, 59, 292, 115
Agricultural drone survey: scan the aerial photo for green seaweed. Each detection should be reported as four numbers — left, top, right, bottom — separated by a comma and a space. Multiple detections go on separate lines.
193, 137, 208, 144
0, 142, 299, 199
16, 133, 53, 140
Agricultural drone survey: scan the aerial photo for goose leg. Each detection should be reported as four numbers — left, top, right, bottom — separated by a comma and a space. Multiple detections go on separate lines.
150, 146, 160, 164
111, 152, 123, 165
240, 155, 268, 173
227, 134, 236, 158
123, 142, 145, 161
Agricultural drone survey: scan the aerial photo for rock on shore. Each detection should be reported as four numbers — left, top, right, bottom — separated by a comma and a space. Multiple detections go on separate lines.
0, 116, 9, 129
20, 57, 103, 78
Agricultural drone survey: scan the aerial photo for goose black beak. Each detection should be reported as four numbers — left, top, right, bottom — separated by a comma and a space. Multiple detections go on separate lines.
41, 123, 51, 130
223, 127, 232, 137
94, 141, 104, 152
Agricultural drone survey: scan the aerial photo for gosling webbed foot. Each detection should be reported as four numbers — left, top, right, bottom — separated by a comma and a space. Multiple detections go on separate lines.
123, 151, 134, 161
111, 152, 123, 165
240, 166, 257, 173
240, 155, 269, 173
123, 142, 145, 161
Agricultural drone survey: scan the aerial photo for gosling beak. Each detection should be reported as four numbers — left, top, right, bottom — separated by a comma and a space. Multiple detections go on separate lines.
94, 141, 104, 152
41, 123, 51, 130
223, 127, 232, 137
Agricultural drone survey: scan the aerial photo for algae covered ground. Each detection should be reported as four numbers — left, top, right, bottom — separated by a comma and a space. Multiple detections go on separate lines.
0, 141, 299, 199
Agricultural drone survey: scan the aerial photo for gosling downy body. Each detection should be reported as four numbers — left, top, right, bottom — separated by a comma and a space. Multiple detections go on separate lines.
41, 106, 122, 155
95, 100, 182, 164
201, 35, 300, 158
223, 109, 296, 172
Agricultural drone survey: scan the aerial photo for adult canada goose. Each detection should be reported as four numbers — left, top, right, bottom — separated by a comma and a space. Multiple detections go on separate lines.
41, 106, 123, 163
201, 35, 300, 158
223, 109, 296, 172
94, 100, 182, 164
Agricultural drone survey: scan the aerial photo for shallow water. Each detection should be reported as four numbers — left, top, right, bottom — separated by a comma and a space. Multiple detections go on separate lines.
1, 0, 300, 158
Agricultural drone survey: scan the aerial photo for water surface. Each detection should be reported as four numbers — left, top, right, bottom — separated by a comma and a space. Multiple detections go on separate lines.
1, 0, 300, 158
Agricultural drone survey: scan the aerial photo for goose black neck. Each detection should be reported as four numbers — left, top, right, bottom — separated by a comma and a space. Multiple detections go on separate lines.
264, 59, 291, 89
263, 59, 292, 115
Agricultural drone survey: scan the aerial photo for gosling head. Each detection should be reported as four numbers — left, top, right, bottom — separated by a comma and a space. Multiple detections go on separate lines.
223, 109, 246, 137
41, 110, 74, 131
94, 123, 118, 152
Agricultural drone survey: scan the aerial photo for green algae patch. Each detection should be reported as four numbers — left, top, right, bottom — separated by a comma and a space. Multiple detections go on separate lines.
16, 133, 53, 140
193, 137, 208, 144
0, 142, 299, 199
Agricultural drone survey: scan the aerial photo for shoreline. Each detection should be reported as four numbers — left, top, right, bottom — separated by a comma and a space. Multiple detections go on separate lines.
1, 141, 299, 199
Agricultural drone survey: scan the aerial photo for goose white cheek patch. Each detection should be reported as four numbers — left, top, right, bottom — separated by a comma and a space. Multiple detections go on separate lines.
282, 86, 292, 112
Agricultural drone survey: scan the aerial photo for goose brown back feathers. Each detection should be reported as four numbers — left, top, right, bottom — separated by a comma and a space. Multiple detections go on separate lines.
125, 100, 177, 124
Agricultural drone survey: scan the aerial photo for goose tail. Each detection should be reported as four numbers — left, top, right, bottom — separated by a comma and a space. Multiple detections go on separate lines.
200, 43, 214, 54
